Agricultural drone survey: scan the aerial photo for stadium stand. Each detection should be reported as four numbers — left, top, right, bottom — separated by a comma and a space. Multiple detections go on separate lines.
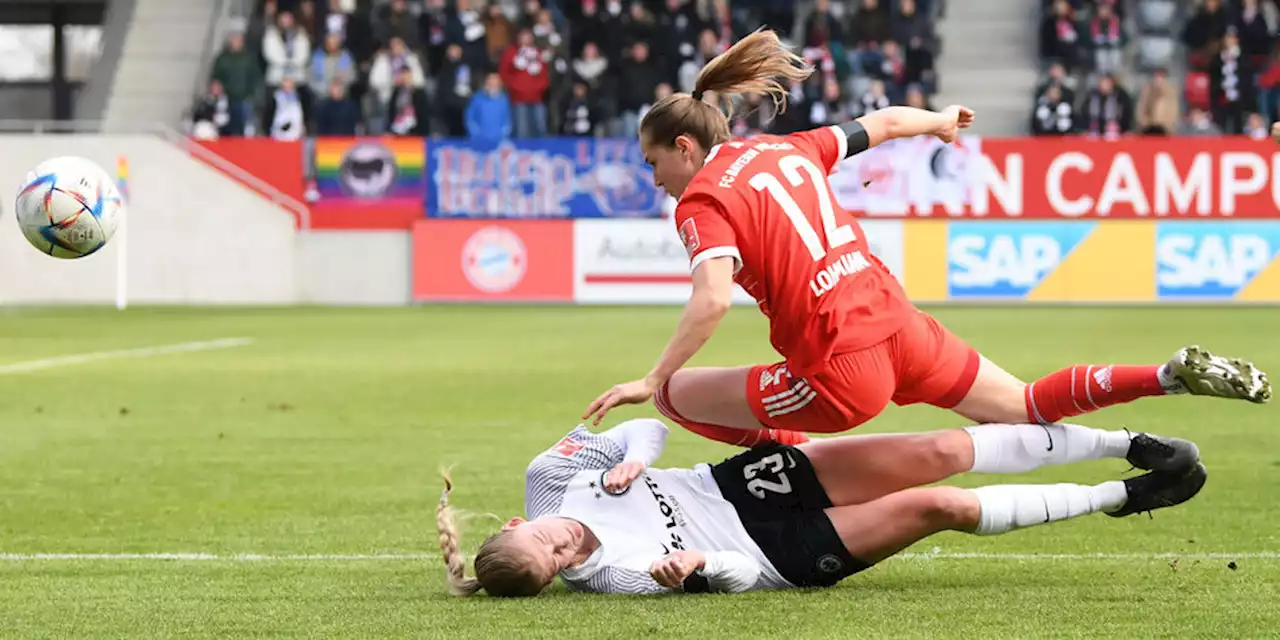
190, 0, 949, 140
1032, 0, 1279, 138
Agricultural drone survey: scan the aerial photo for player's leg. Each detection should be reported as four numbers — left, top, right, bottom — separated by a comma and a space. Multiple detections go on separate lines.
893, 312, 1271, 425
654, 366, 811, 447
798, 422, 1200, 507
826, 463, 1207, 565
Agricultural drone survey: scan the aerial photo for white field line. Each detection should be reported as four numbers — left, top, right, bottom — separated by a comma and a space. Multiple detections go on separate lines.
0, 337, 253, 374
0, 552, 1277, 562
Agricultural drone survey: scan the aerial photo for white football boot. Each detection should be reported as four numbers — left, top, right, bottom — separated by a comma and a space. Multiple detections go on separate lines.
1163, 345, 1271, 404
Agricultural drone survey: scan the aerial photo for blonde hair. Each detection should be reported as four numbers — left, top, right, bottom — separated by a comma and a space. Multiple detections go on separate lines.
436, 471, 546, 598
640, 28, 813, 150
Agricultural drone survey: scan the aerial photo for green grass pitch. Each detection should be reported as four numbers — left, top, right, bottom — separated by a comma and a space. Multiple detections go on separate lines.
0, 305, 1277, 638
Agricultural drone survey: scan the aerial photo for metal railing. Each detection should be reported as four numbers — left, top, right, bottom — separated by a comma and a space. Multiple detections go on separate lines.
0, 119, 312, 230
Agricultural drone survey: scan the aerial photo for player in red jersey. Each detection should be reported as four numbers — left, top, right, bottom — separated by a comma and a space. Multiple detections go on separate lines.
584, 30, 1271, 448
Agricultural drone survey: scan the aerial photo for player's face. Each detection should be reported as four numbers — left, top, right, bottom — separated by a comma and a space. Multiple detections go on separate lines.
642, 135, 704, 198
502, 517, 585, 581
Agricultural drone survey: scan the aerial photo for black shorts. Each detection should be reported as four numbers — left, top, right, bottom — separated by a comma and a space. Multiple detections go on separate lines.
711, 444, 871, 588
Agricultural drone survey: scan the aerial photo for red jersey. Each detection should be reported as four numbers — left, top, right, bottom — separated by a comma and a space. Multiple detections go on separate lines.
674, 125, 916, 377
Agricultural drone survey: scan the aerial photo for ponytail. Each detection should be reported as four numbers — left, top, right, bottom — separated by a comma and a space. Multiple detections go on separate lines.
437, 470, 484, 596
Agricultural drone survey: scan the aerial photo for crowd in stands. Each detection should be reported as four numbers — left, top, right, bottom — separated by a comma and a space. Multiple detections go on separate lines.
189, 0, 944, 141
1032, 0, 1280, 137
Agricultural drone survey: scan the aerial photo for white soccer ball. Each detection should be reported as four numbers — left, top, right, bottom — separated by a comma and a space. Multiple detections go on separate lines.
14, 156, 123, 259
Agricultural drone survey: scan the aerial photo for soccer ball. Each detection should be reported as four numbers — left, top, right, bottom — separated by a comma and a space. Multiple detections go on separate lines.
14, 156, 123, 259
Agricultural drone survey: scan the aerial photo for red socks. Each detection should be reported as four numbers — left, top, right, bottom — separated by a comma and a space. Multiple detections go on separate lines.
1025, 365, 1167, 424
654, 382, 810, 448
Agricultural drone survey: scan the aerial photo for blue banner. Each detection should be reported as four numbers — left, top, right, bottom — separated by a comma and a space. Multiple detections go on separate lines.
426, 139, 667, 219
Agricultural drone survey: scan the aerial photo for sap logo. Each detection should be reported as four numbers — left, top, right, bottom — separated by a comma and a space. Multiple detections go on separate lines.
1156, 226, 1280, 297
950, 234, 1061, 289
948, 223, 1090, 298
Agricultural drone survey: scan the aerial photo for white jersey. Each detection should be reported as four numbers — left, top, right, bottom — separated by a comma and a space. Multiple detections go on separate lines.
524, 422, 792, 594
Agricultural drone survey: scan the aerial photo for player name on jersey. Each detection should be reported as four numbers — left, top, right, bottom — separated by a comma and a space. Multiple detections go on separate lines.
810, 250, 872, 298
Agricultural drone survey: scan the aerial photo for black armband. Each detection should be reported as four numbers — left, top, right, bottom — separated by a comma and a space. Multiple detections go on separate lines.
838, 121, 871, 158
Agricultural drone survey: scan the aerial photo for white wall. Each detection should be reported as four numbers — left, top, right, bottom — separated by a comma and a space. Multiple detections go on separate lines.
0, 135, 299, 305
296, 231, 411, 305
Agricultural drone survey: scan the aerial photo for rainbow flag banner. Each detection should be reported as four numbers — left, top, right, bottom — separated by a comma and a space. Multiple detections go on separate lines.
312, 137, 425, 204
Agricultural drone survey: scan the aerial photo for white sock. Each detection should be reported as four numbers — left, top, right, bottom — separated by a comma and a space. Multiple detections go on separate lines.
968, 481, 1129, 535
964, 423, 1132, 474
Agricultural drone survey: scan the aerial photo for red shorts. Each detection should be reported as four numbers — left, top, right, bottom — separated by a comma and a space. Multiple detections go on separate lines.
747, 311, 981, 434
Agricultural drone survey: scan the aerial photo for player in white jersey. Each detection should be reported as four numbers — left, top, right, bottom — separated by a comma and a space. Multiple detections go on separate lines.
436, 418, 1206, 597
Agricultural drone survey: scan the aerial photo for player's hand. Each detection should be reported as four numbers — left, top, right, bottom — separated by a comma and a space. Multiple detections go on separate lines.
604, 460, 645, 493
935, 105, 974, 143
1271, 121, 1280, 143
583, 378, 657, 426
649, 550, 707, 589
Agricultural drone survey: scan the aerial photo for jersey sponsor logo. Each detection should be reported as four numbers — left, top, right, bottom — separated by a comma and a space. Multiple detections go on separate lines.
551, 436, 585, 457
947, 222, 1092, 298
1156, 222, 1280, 298
809, 250, 872, 298
678, 218, 700, 257
642, 474, 687, 552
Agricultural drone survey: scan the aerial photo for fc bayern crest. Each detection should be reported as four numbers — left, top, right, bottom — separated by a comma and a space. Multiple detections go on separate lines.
461, 227, 527, 293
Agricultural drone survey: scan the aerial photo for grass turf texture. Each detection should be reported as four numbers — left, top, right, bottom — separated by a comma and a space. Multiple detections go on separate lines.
0, 305, 1277, 638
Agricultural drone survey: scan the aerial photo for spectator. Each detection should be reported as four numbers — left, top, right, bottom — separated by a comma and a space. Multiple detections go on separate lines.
1182, 0, 1229, 67
467, 72, 513, 144
1136, 69, 1180, 135
875, 40, 909, 97
803, 0, 844, 48
447, 0, 488, 69
615, 41, 660, 138
624, 1, 658, 48
1035, 60, 1077, 104
850, 0, 892, 69
419, 0, 450, 73
263, 77, 306, 140
484, 4, 516, 66
707, 0, 746, 50
904, 35, 936, 93
375, 0, 420, 52
1245, 112, 1270, 139
891, 0, 932, 47
730, 93, 773, 137
1211, 28, 1254, 134
436, 43, 476, 137
326, 0, 375, 65
1178, 107, 1224, 135
531, 8, 565, 55
1081, 74, 1133, 138
573, 41, 609, 88
561, 81, 598, 136
210, 30, 261, 137
857, 79, 892, 116
190, 80, 233, 140
297, 0, 319, 41
369, 37, 426, 110
263, 10, 312, 88
1031, 84, 1076, 135
1039, 0, 1081, 69
1086, 3, 1124, 75
811, 77, 853, 126
314, 82, 361, 135
387, 67, 429, 136
1235, 0, 1273, 58
903, 83, 933, 111
653, 0, 703, 79
679, 29, 722, 93
308, 32, 355, 99
499, 28, 551, 138
577, 0, 627, 65
1257, 49, 1280, 120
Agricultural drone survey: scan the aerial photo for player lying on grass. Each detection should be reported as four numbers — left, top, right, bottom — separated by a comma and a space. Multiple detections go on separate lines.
584, 28, 1272, 448
437, 418, 1205, 597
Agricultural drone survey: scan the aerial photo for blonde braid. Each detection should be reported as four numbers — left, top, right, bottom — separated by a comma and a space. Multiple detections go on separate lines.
437, 470, 483, 596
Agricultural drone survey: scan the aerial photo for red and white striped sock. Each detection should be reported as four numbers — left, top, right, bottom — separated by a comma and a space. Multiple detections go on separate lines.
1024, 364, 1170, 424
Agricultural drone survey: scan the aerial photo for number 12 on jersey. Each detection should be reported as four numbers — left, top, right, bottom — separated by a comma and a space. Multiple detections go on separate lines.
748, 155, 856, 262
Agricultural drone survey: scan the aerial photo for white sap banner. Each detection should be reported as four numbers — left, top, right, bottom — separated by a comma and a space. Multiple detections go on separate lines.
573, 219, 904, 304
827, 135, 983, 216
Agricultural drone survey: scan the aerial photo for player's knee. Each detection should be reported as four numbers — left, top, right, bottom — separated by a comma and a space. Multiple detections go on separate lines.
918, 487, 978, 530
916, 430, 974, 476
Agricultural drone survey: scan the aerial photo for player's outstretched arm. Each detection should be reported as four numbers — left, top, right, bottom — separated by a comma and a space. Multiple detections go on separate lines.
845, 105, 975, 156
583, 256, 736, 425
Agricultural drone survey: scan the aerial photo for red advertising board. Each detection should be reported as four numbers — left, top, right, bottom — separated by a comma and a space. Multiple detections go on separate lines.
412, 219, 574, 301
832, 136, 1280, 219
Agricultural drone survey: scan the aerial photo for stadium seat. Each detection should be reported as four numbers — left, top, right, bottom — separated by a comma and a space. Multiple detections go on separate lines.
1184, 71, 1211, 110
1137, 0, 1178, 34
1136, 36, 1177, 72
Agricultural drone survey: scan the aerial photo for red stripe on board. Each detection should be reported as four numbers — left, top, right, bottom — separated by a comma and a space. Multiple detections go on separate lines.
583, 274, 692, 284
